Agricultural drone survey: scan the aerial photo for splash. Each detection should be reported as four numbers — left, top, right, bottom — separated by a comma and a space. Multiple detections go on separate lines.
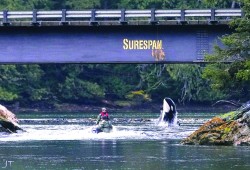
0, 124, 150, 141
0, 119, 190, 142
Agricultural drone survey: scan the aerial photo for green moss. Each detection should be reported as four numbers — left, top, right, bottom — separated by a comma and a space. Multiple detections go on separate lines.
224, 127, 232, 133
219, 111, 237, 121
221, 133, 227, 139
126, 90, 151, 103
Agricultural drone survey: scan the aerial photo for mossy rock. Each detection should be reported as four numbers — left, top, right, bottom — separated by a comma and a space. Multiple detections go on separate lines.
219, 111, 237, 121
181, 117, 226, 145
182, 106, 250, 146
181, 116, 244, 145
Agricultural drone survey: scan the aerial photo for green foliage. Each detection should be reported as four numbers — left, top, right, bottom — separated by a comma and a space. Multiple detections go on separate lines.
117, 0, 236, 9
167, 64, 225, 103
236, 60, 250, 80
0, 0, 52, 10
59, 77, 104, 100
203, 0, 250, 102
0, 0, 237, 10
118, 0, 163, 9
203, 0, 236, 8
55, 64, 104, 101
96, 64, 139, 99
203, 62, 250, 100
0, 65, 20, 101
219, 111, 237, 121
137, 64, 174, 102
126, 90, 151, 103
16, 65, 46, 102
0, 87, 18, 101
202, 64, 231, 90
65, 0, 101, 9
114, 100, 137, 107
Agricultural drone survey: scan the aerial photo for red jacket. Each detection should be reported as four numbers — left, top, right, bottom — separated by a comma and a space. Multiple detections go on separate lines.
100, 111, 109, 120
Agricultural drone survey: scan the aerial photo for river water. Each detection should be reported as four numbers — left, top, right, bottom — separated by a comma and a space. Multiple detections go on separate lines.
0, 112, 249, 170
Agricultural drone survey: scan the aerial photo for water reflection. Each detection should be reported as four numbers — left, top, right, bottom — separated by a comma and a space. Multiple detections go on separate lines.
0, 112, 249, 169
0, 139, 250, 169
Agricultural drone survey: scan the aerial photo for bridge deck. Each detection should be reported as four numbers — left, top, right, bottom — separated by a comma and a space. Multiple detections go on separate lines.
0, 9, 243, 26
0, 8, 242, 63
3, 20, 233, 26
0, 25, 231, 63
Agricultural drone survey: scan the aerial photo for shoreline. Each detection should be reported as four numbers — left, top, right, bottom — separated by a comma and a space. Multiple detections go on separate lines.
3, 102, 237, 114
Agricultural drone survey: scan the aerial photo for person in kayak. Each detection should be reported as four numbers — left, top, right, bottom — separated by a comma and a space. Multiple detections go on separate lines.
95, 107, 113, 133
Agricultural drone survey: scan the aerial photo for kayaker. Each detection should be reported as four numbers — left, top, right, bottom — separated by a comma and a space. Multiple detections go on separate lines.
95, 107, 112, 133
97, 107, 109, 123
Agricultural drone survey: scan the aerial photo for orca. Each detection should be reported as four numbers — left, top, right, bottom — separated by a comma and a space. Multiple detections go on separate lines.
159, 97, 178, 126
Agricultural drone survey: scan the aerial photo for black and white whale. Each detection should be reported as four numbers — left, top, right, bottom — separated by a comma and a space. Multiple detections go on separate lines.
158, 97, 178, 126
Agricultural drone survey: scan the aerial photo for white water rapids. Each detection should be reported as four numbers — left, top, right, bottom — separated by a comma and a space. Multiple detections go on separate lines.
0, 114, 210, 141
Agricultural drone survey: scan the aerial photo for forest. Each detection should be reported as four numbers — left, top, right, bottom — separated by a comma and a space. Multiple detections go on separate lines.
0, 0, 249, 108
0, 0, 243, 10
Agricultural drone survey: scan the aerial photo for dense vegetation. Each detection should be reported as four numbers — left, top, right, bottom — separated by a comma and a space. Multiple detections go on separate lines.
0, 0, 242, 10
0, 0, 249, 108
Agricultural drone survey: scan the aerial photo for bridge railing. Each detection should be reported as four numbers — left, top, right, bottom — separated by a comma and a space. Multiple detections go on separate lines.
0, 9, 243, 26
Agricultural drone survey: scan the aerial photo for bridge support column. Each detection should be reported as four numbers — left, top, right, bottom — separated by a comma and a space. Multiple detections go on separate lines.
61, 9, 69, 25
120, 9, 127, 25
90, 9, 98, 26
150, 8, 158, 25
209, 9, 218, 24
3, 10, 10, 26
32, 9, 39, 26
241, 9, 245, 17
179, 9, 187, 25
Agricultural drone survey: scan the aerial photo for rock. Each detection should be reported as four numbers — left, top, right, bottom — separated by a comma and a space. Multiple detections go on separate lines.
181, 103, 250, 146
0, 104, 22, 133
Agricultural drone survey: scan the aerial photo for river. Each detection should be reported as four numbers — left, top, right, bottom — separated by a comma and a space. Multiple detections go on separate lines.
0, 112, 249, 170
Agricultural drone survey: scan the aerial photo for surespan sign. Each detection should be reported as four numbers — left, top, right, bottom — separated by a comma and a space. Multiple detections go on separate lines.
123, 39, 165, 61
123, 39, 163, 50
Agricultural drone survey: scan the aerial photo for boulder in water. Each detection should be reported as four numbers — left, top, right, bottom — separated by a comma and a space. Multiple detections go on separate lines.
181, 102, 250, 146
0, 104, 22, 133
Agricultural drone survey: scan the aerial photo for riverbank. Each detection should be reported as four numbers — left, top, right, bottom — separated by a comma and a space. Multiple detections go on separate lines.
3, 102, 237, 113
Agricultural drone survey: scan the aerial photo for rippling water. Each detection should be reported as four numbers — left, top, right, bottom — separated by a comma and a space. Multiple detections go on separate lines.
0, 112, 209, 141
0, 112, 249, 170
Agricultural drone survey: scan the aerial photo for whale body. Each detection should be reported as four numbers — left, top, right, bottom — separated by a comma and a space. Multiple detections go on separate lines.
159, 97, 178, 126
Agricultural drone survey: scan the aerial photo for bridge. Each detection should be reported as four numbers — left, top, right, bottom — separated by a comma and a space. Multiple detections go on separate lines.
0, 9, 243, 63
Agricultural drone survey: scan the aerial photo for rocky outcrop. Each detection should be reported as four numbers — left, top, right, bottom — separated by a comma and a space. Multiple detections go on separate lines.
181, 103, 250, 146
0, 104, 22, 133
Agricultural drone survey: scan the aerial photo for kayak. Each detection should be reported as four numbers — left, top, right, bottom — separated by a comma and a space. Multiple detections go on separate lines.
92, 120, 113, 133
